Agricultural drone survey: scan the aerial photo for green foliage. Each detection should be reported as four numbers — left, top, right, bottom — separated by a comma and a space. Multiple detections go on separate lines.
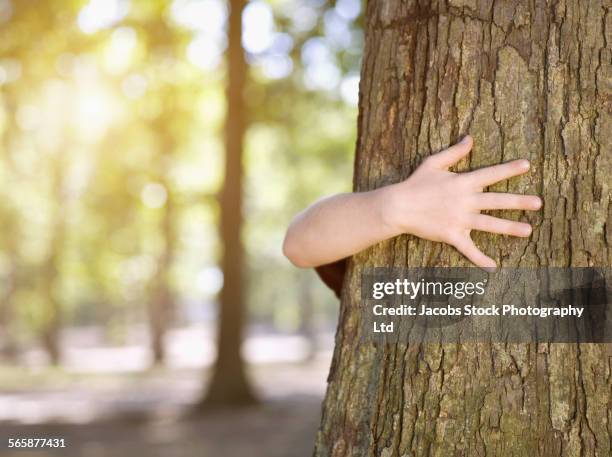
0, 0, 361, 357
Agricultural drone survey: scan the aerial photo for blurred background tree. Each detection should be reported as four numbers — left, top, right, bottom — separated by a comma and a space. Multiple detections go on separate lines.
0, 1, 368, 455
0, 0, 362, 416
203, 0, 254, 407
0, 6, 362, 446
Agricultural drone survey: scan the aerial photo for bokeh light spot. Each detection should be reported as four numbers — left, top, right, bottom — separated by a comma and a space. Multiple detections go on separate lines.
0, 58, 22, 84
141, 182, 168, 209
335, 0, 360, 21
187, 34, 224, 71
196, 266, 224, 296
78, 0, 130, 34
171, 0, 226, 32
340, 74, 360, 106
122, 74, 148, 99
242, 1, 275, 54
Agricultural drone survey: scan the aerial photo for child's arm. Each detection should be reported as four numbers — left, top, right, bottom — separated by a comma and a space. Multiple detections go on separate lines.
283, 136, 542, 270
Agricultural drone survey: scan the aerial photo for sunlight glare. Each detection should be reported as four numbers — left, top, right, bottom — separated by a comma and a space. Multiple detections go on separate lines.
340, 74, 360, 106
196, 266, 223, 296
288, 4, 317, 32
255, 33, 293, 80
335, 0, 360, 20
324, 10, 351, 49
187, 34, 224, 71
122, 74, 148, 99
0, 58, 22, 84
74, 86, 116, 142
78, 0, 130, 34
141, 182, 168, 209
104, 27, 138, 74
302, 38, 340, 91
175, 0, 228, 72
171, 0, 226, 32
242, 1, 274, 54
259, 55, 293, 79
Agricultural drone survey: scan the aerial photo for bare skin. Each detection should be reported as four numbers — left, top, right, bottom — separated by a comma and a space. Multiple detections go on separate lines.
283, 136, 542, 270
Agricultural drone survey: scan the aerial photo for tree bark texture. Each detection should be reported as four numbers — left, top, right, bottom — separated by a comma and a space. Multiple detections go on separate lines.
314, 1, 610, 456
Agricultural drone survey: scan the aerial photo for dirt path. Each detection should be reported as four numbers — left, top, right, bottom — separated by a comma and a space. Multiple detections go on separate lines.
1, 396, 322, 457
0, 357, 331, 457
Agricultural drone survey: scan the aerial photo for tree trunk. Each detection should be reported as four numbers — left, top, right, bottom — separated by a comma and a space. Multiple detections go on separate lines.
148, 106, 178, 366
0, 93, 20, 362
148, 188, 174, 365
299, 274, 317, 361
314, 1, 610, 456
202, 0, 256, 407
41, 156, 66, 366
0, 263, 18, 361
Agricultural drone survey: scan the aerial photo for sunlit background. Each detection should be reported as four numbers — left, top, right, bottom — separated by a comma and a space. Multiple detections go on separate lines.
0, 0, 361, 455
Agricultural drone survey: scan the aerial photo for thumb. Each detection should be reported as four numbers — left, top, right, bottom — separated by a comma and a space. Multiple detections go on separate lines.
453, 234, 497, 271
425, 135, 473, 169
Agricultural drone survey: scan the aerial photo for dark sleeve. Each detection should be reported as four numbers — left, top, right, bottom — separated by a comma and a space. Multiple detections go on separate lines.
314, 258, 348, 299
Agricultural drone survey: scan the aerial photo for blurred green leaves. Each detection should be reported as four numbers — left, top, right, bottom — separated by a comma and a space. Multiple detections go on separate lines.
0, 0, 361, 359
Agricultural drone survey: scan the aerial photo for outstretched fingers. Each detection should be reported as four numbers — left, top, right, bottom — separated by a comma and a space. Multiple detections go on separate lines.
453, 235, 496, 270
475, 193, 542, 211
466, 159, 530, 188
425, 135, 473, 169
471, 214, 532, 237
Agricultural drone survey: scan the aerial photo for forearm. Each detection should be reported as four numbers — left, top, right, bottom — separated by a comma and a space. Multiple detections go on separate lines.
283, 186, 399, 268
284, 137, 540, 271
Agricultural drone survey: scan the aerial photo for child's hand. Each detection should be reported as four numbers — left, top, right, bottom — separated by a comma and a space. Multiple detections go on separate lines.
382, 135, 541, 270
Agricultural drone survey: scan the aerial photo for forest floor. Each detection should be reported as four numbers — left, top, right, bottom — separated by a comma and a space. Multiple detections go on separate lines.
0, 394, 324, 457
0, 330, 334, 457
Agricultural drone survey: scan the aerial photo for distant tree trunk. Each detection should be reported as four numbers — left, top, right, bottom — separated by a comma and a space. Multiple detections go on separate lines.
314, 1, 610, 456
0, 254, 18, 361
203, 0, 256, 406
0, 94, 19, 362
147, 104, 178, 366
41, 157, 65, 366
148, 184, 175, 365
298, 274, 317, 361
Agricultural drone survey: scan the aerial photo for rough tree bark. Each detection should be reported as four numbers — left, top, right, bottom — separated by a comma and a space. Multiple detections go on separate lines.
314, 1, 610, 456
202, 0, 256, 406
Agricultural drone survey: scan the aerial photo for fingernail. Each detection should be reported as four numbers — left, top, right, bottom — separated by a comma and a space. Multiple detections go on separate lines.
460, 135, 471, 144
532, 197, 542, 209
522, 224, 533, 236
484, 264, 497, 273
519, 160, 530, 170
